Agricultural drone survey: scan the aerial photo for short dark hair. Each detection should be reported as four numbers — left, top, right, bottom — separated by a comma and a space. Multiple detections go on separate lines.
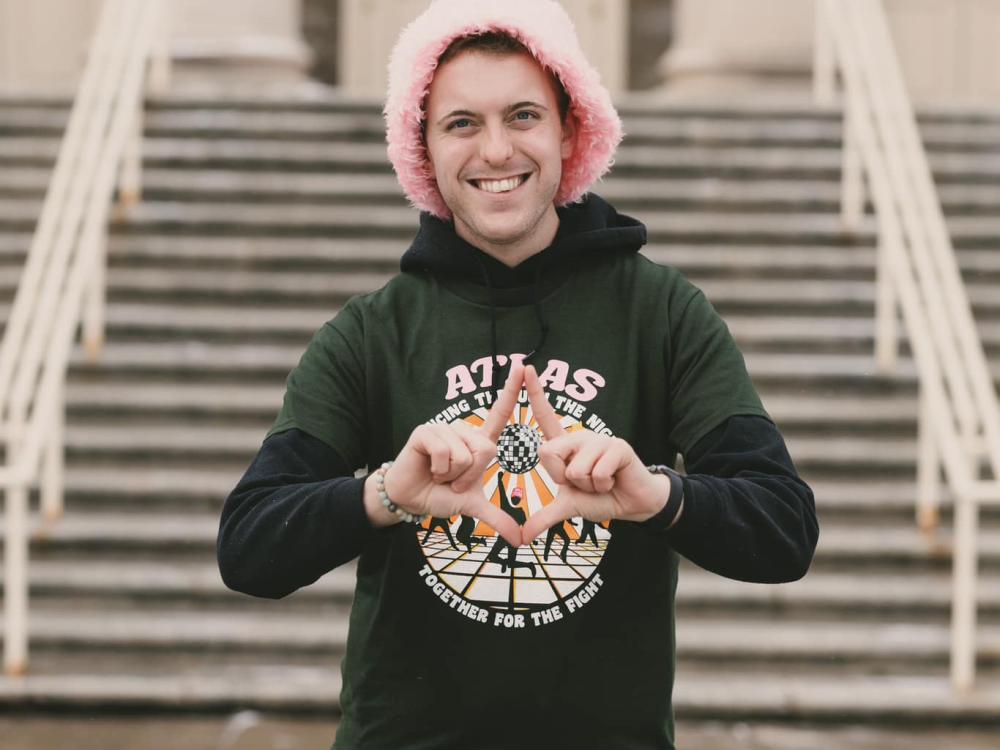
433, 31, 571, 122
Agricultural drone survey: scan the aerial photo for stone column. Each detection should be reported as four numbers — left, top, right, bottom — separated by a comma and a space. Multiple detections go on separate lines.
659, 0, 814, 99
0, 0, 310, 93
659, 0, 1000, 106
168, 0, 309, 70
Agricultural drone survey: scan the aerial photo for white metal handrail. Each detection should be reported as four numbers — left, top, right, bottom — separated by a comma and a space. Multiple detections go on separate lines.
814, 0, 1000, 691
0, 0, 170, 676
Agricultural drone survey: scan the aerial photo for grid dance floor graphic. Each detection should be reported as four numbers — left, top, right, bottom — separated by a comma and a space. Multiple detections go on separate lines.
420, 530, 609, 614
417, 392, 613, 614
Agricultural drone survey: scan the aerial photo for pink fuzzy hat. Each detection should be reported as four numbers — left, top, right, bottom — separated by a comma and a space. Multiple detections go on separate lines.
384, 0, 623, 220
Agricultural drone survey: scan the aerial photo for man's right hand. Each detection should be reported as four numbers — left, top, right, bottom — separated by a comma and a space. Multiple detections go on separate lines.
363, 363, 524, 547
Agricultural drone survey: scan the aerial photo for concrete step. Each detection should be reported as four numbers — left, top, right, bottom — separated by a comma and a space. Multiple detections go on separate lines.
61, 341, 999, 388
10, 512, 1000, 570
0, 302, 333, 340
1, 608, 348, 652
691, 277, 1000, 316
4, 137, 1000, 184
51, 422, 924, 474
1, 664, 999, 721
675, 618, 1000, 665
670, 670, 1000, 723
107, 238, 1000, 279
5, 167, 1000, 215
3, 557, 998, 618
0, 664, 341, 711
4, 91, 998, 124
4, 232, 999, 283
105, 234, 405, 268
55, 379, 914, 426
62, 463, 244, 509
9, 200, 1000, 248
675, 568, 1000, 617
53, 464, 961, 522
0, 559, 354, 602
4, 302, 997, 354
62, 423, 266, 459
64, 381, 284, 418
5, 264, 1000, 317
3, 608, 997, 670
0, 266, 392, 304
615, 98, 1000, 125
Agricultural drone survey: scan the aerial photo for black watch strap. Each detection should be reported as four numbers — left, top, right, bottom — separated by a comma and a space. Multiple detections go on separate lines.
642, 464, 685, 531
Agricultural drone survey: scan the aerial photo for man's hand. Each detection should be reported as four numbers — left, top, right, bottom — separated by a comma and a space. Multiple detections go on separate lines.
364, 363, 525, 547
519, 365, 672, 545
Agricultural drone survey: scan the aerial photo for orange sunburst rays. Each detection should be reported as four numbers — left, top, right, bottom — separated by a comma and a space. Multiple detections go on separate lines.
462, 394, 588, 537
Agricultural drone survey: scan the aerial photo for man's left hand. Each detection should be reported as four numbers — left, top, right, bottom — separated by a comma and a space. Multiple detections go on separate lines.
519, 365, 672, 546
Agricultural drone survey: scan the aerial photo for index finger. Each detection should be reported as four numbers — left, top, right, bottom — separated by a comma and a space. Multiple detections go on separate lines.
524, 365, 566, 440
481, 361, 525, 442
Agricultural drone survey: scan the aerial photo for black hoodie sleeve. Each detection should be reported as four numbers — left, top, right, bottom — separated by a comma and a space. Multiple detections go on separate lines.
640, 414, 819, 584
217, 428, 375, 599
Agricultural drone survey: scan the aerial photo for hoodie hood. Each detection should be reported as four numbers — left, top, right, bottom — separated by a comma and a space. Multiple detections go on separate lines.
400, 192, 646, 372
385, 0, 622, 220
400, 193, 645, 291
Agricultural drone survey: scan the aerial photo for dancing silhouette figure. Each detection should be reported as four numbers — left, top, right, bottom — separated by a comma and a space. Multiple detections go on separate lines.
544, 518, 576, 563
575, 519, 599, 547
486, 472, 536, 577
455, 514, 486, 553
422, 516, 458, 550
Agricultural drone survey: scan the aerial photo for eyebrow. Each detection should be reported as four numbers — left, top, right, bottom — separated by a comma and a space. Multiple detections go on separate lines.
435, 100, 549, 126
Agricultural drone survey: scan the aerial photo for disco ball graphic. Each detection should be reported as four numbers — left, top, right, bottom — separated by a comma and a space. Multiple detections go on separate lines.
496, 423, 541, 474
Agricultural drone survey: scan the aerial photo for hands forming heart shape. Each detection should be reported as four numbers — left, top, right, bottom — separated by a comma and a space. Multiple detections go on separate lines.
382, 363, 673, 548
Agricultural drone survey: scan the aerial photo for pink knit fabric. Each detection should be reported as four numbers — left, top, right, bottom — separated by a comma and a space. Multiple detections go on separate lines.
384, 0, 623, 220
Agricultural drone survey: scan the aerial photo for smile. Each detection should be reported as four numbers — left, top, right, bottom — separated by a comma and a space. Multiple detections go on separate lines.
469, 173, 530, 194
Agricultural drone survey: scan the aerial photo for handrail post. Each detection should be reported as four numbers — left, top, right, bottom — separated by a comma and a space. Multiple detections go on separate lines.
951, 491, 978, 691
841, 101, 865, 233
874, 224, 898, 373
82, 223, 108, 363
916, 385, 939, 533
116, 107, 143, 215
41, 380, 65, 523
3, 437, 29, 675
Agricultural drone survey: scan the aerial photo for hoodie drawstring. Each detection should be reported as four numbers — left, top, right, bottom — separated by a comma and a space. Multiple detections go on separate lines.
476, 255, 550, 390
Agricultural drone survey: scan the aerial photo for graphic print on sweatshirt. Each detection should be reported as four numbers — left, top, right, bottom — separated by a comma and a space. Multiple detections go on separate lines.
416, 355, 612, 630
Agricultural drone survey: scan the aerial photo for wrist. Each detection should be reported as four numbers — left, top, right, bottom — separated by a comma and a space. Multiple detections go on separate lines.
370, 461, 427, 526
638, 465, 685, 530
630, 472, 673, 523
363, 472, 400, 528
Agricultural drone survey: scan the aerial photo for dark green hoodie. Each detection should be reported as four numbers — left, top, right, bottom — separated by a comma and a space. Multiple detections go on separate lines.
219, 194, 818, 750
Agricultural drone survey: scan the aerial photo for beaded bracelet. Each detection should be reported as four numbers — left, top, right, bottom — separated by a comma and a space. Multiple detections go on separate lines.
375, 461, 427, 525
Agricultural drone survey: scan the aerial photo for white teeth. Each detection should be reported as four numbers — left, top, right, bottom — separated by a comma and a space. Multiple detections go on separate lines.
474, 175, 526, 193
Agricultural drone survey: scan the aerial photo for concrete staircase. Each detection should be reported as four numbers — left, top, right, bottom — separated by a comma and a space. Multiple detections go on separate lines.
2, 91, 1000, 722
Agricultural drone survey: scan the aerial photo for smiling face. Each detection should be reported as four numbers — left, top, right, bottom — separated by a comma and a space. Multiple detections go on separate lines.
424, 50, 576, 266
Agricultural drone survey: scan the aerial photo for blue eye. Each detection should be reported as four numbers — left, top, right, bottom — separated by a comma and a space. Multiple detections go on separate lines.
447, 118, 472, 130
515, 111, 537, 121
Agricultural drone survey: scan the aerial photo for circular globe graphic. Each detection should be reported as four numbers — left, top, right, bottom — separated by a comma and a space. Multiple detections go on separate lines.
496, 423, 541, 474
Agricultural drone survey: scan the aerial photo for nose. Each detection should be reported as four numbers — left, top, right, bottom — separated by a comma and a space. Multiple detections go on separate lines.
479, 121, 514, 166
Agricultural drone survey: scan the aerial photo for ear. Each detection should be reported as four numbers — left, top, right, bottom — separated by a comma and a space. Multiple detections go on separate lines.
423, 124, 439, 179
560, 113, 577, 161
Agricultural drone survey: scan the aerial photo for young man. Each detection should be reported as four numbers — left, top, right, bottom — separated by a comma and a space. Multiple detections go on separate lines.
217, 1, 819, 748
